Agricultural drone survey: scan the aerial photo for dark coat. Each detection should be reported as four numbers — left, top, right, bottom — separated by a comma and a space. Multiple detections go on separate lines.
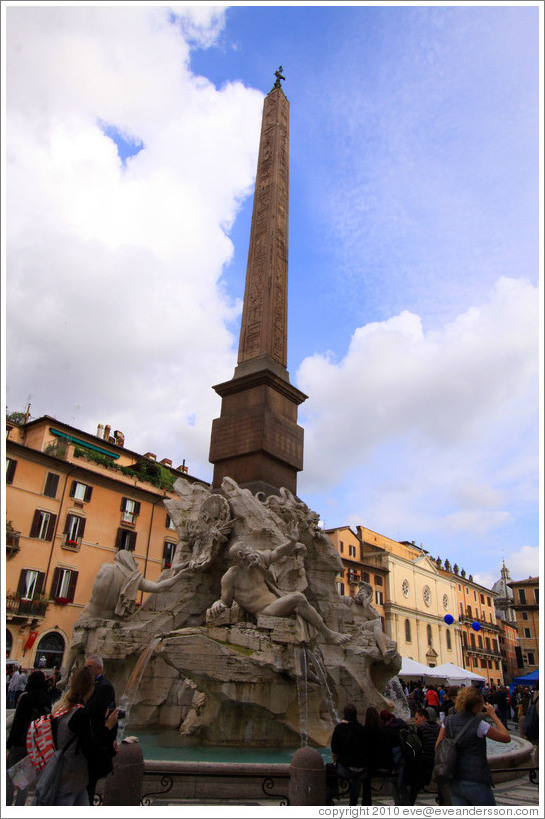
85, 675, 118, 781
416, 720, 440, 785
7, 689, 51, 749
331, 720, 368, 768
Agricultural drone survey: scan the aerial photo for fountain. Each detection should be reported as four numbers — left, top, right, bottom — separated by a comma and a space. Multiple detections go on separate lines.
63, 477, 402, 750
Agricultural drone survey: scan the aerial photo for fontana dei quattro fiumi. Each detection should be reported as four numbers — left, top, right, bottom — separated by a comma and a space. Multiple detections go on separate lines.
54, 70, 534, 806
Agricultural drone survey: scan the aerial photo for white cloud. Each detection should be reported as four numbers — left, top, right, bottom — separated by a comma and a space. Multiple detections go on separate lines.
297, 276, 539, 544
6, 5, 263, 477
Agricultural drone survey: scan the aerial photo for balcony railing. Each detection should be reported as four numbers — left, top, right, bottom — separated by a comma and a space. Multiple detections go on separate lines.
6, 595, 48, 618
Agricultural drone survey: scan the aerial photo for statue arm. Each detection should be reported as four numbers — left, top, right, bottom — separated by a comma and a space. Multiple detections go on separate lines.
269, 526, 303, 563
138, 562, 189, 593
210, 568, 235, 617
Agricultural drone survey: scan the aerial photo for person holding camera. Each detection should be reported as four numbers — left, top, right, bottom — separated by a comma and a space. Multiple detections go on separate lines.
84, 655, 119, 804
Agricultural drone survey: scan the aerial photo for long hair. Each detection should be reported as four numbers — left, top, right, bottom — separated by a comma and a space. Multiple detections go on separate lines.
365, 706, 381, 729
455, 685, 484, 714
53, 665, 95, 714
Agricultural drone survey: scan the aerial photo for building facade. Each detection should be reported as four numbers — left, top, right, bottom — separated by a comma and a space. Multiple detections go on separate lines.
508, 577, 539, 675
5, 415, 199, 669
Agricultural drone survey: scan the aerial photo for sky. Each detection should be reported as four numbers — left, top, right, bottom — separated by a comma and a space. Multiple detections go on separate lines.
2, 1, 542, 591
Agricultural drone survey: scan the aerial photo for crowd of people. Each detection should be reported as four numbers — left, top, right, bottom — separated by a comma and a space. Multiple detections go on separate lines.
330, 679, 539, 807
6, 655, 119, 806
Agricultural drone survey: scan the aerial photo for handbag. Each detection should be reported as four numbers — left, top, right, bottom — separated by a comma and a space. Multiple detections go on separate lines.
432, 715, 479, 785
7, 755, 37, 791
32, 732, 78, 806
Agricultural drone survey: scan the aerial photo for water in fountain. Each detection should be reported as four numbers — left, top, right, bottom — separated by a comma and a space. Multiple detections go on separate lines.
293, 645, 309, 746
305, 648, 339, 723
383, 675, 411, 721
117, 634, 162, 740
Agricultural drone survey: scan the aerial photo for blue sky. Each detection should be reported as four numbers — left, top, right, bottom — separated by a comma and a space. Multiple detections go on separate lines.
3, 2, 542, 590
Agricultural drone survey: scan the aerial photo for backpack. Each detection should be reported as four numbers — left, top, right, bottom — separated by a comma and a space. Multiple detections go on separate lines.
26, 705, 81, 772
432, 715, 479, 786
399, 726, 423, 765
522, 699, 539, 740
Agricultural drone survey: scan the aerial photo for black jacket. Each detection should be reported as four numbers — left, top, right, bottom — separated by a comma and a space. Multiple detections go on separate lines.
331, 720, 368, 768
85, 675, 118, 780
7, 689, 51, 749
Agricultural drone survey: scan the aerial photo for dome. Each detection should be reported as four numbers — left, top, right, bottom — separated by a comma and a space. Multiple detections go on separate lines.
492, 563, 514, 600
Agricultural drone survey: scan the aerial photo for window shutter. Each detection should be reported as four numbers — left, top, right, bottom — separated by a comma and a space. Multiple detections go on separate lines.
134, 501, 141, 516
78, 518, 86, 539
17, 571, 27, 596
30, 510, 41, 538
130, 531, 137, 551
120, 498, 127, 512
6, 459, 17, 484
84, 485, 93, 503
67, 571, 78, 602
166, 514, 171, 528
64, 514, 73, 535
46, 514, 57, 541
115, 528, 123, 549
69, 480, 77, 498
44, 473, 60, 498
50, 567, 61, 598
35, 571, 46, 595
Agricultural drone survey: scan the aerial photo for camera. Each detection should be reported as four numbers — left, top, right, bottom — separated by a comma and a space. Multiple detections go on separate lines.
117, 708, 126, 720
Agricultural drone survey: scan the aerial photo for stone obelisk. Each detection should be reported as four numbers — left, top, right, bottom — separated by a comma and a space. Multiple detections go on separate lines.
209, 69, 307, 497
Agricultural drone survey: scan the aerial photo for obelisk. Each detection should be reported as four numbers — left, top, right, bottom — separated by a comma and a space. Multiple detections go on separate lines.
209, 68, 307, 497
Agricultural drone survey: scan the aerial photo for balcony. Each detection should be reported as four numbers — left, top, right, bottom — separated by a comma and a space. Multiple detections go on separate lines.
6, 594, 49, 622
6, 526, 21, 559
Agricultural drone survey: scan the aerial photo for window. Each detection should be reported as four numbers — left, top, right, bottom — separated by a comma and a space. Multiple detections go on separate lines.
374, 575, 383, 586
336, 582, 345, 596
116, 528, 137, 551
459, 602, 464, 616
494, 661, 499, 670
486, 637, 491, 650
522, 611, 528, 620
488, 659, 492, 668
427, 625, 432, 646
375, 591, 384, 605
470, 633, 476, 648
478, 635, 483, 648
50, 567, 78, 603
466, 605, 472, 617
524, 628, 532, 639
163, 542, 177, 569
17, 569, 45, 600
527, 652, 535, 666
474, 591, 477, 601
349, 544, 356, 558
405, 619, 411, 642
487, 597, 491, 607
534, 589, 539, 604
361, 572, 370, 583
121, 498, 141, 525
347, 571, 359, 584
446, 630, 452, 650
480, 594, 484, 604
29, 510, 57, 541
43, 473, 60, 498
6, 458, 17, 484
463, 633, 468, 646
339, 541, 344, 553
69, 481, 93, 503
519, 589, 526, 604
480, 658, 487, 669
166, 514, 176, 530
63, 514, 86, 549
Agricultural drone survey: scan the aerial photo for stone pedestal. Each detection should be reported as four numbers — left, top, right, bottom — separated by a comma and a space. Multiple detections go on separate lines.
102, 741, 144, 806
289, 747, 326, 805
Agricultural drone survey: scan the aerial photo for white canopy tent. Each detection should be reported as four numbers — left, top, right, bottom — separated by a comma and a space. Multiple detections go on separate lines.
429, 662, 486, 687
398, 657, 442, 679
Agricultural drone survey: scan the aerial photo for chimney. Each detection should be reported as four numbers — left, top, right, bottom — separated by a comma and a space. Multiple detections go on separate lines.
114, 430, 125, 447
160, 458, 172, 468
97, 424, 104, 439
177, 459, 188, 474
144, 452, 157, 461
103, 424, 111, 440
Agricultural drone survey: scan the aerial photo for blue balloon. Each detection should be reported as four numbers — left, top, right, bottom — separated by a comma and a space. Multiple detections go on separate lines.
444, 614, 454, 625
472, 621, 481, 631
